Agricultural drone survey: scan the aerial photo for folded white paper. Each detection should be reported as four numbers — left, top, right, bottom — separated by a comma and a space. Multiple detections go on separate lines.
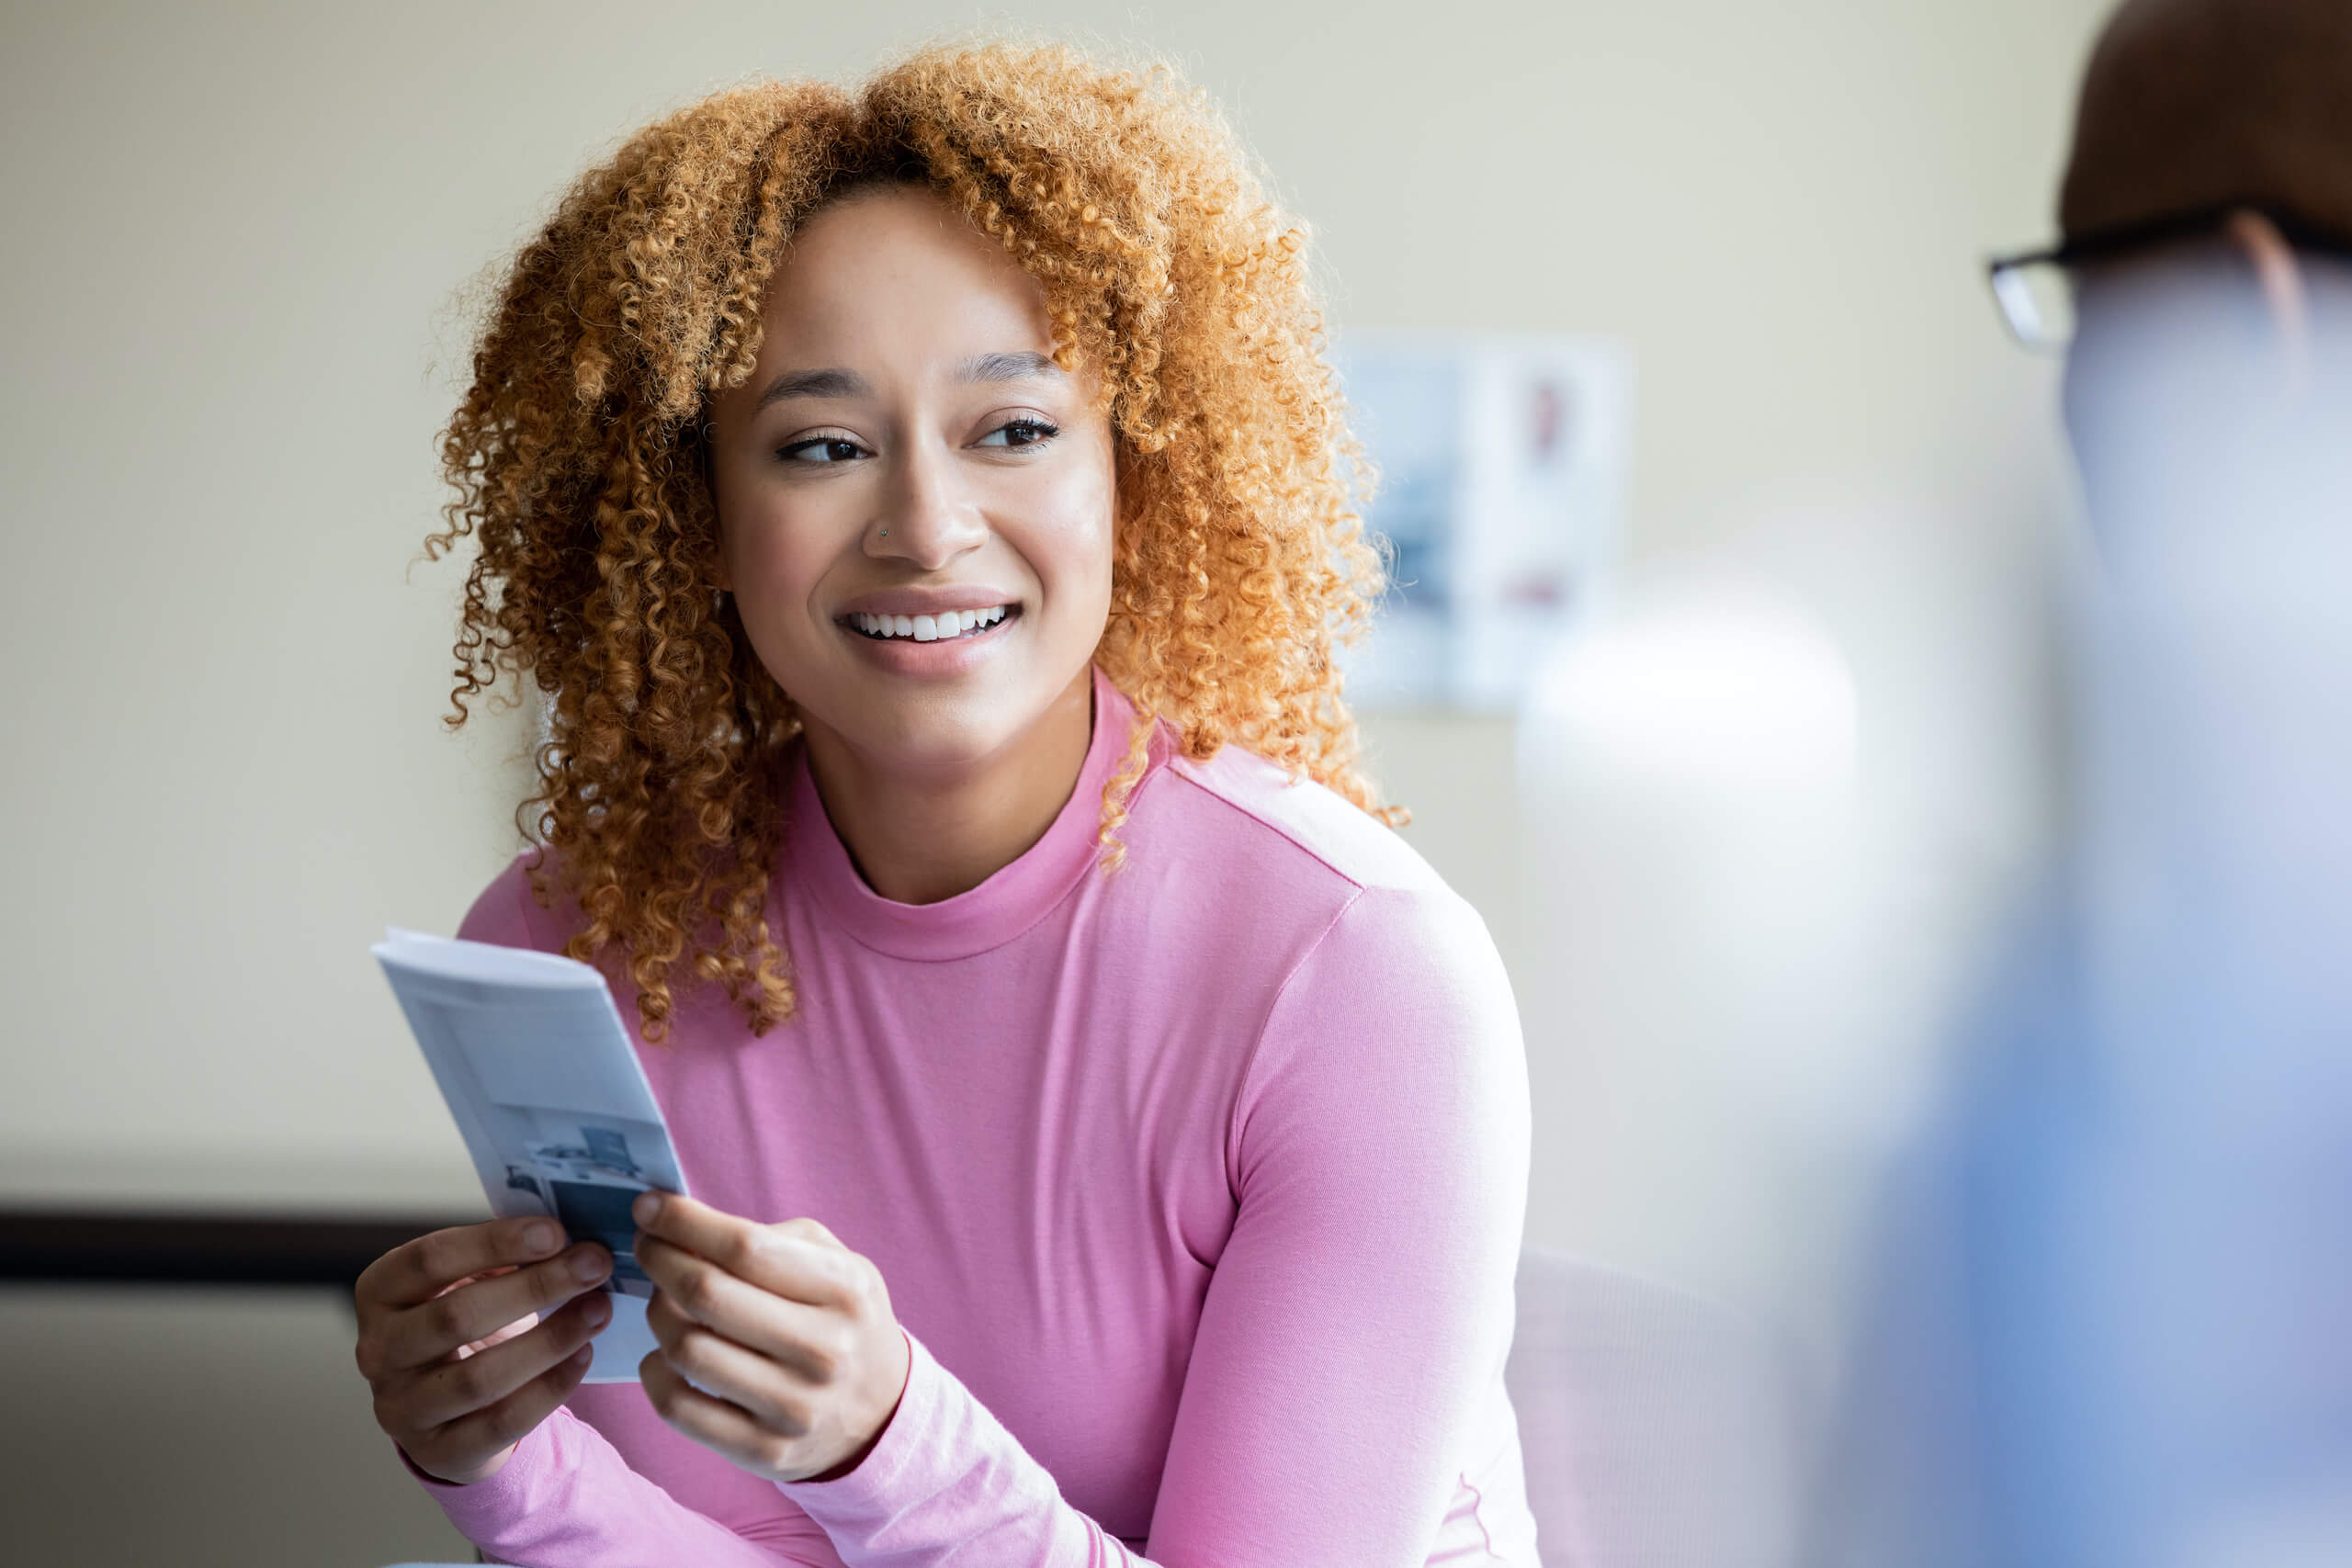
372, 926, 689, 1382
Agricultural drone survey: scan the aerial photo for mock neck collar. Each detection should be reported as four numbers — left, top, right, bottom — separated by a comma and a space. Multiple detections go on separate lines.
781, 665, 1163, 962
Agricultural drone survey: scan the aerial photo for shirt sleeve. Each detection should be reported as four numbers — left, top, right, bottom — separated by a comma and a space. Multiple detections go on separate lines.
774, 883, 1533, 1568
398, 853, 828, 1566
404, 1414, 820, 1566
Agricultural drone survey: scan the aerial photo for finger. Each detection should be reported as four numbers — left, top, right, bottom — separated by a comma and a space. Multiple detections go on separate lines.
645, 1280, 841, 1388
398, 1290, 613, 1428
650, 1316, 815, 1435
466, 1303, 547, 1356
357, 1217, 566, 1312
423, 1340, 598, 1471
633, 1193, 852, 1308
636, 1234, 852, 1371
373, 1242, 613, 1376
642, 1348, 796, 1473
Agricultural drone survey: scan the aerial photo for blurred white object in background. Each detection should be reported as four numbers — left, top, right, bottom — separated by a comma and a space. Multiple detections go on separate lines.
1520, 570, 1855, 795
1516, 568, 1906, 1371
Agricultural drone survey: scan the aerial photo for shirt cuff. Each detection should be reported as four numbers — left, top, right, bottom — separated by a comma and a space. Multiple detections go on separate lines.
774, 1325, 936, 1510
396, 1416, 558, 1518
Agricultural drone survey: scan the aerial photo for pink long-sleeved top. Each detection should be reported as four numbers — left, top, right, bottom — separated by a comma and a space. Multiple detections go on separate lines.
411, 664, 1538, 1566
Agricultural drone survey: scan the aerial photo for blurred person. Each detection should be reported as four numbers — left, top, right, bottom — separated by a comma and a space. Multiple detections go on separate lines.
345, 40, 1535, 1568
1826, 3, 2352, 1566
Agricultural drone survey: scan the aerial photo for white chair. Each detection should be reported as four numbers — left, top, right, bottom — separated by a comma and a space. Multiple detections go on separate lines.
1506, 1247, 1811, 1568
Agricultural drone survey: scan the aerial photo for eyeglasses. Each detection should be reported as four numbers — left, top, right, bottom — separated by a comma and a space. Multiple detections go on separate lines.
1985, 250, 2076, 353
1986, 205, 2352, 352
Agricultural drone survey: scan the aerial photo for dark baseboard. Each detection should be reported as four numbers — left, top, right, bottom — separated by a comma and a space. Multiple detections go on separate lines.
0, 1210, 480, 1288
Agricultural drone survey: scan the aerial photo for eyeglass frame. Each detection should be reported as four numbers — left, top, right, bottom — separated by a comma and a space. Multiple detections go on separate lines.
1985, 202, 2352, 351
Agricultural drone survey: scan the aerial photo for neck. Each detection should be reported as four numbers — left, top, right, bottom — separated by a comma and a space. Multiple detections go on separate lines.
797, 665, 1097, 905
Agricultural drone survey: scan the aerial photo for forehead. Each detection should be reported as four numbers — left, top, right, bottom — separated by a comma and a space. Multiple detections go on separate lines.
757, 186, 1056, 363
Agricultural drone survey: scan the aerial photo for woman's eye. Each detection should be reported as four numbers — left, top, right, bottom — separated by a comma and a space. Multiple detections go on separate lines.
975, 418, 1059, 450
777, 435, 867, 464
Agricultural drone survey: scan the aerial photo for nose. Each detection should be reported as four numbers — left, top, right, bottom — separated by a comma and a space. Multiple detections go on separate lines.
869, 438, 988, 570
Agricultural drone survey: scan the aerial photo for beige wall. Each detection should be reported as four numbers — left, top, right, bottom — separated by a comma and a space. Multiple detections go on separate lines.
3, 0, 2104, 1230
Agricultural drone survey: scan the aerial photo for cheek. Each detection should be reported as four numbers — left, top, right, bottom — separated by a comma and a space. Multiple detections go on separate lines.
718, 501, 854, 689
1025, 449, 1118, 608
745, 527, 832, 603
720, 483, 838, 607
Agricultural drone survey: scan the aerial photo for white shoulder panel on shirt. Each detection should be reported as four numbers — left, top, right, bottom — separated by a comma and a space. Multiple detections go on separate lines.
1159, 742, 1451, 899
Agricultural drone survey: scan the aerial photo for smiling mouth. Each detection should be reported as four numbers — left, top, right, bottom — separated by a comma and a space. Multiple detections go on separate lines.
843, 604, 1019, 642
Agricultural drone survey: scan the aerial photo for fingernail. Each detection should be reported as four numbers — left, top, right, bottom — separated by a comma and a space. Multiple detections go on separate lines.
525, 1222, 559, 1254
632, 1191, 660, 1226
583, 1293, 611, 1325
572, 1247, 610, 1282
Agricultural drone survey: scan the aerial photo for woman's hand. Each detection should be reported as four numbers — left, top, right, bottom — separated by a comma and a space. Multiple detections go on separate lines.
352, 1216, 615, 1484
631, 1192, 911, 1483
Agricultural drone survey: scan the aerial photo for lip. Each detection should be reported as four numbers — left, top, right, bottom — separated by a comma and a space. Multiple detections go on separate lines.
836, 586, 1023, 619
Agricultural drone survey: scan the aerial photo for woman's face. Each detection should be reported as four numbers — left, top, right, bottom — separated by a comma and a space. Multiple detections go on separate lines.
707, 185, 1115, 779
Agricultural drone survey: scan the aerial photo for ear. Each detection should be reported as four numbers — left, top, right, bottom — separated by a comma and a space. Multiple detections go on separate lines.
2224, 209, 2312, 398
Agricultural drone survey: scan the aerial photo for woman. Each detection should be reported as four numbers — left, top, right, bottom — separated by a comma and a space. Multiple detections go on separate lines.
351, 40, 1536, 1567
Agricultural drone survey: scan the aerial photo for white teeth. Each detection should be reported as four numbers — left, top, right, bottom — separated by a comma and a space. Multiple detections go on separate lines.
852, 605, 1013, 639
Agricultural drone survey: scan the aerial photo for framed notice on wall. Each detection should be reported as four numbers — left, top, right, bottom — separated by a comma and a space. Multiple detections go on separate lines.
1330, 333, 1633, 711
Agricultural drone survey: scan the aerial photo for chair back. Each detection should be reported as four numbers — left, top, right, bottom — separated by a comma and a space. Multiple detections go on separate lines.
1507, 1248, 1809, 1568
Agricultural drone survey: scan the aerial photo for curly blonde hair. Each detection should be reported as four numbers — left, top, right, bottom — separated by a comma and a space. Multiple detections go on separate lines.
424, 39, 1401, 1043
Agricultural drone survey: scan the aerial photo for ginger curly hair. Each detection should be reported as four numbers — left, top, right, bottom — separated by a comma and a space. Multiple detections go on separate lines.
424, 39, 1402, 1043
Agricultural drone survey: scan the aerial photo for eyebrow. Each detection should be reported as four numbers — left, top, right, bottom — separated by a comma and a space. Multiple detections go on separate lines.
956, 350, 1065, 385
753, 367, 872, 409
752, 351, 1066, 411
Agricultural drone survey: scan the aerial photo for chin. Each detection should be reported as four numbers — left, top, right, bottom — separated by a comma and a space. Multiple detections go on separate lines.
821, 685, 1046, 774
